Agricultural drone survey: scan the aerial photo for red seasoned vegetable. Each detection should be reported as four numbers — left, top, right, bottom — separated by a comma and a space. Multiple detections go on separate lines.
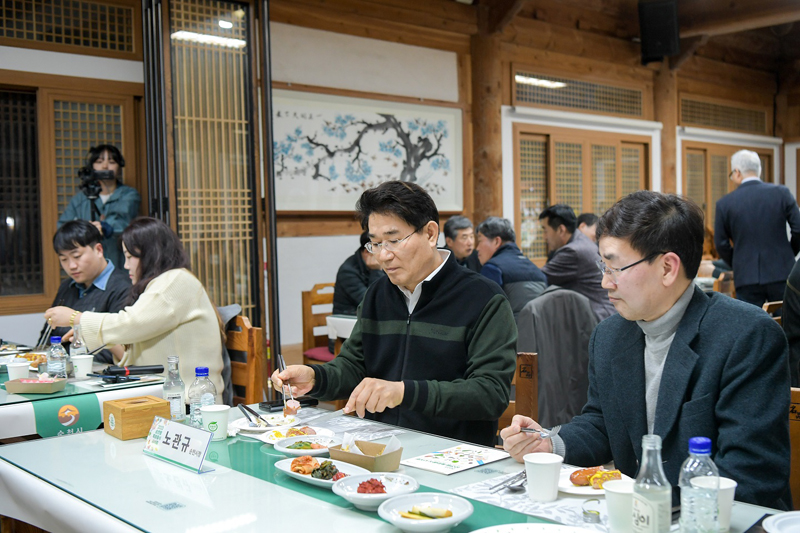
357, 478, 386, 494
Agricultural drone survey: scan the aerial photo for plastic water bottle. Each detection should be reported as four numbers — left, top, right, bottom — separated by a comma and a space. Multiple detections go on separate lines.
188, 367, 216, 428
163, 356, 185, 421
632, 434, 672, 533
679, 437, 719, 533
47, 336, 68, 378
70, 324, 88, 357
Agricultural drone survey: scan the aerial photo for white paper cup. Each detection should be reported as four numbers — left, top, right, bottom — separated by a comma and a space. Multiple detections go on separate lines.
604, 479, 635, 533
523, 453, 563, 502
71, 355, 93, 379
7, 362, 30, 381
691, 476, 737, 532
200, 405, 230, 441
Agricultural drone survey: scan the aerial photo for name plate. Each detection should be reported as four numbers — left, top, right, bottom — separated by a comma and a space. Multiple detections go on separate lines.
143, 416, 214, 474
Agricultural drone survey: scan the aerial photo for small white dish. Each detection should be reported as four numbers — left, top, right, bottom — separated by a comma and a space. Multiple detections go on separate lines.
557, 467, 632, 495
259, 426, 332, 444
274, 435, 342, 457
377, 493, 473, 533
763, 511, 800, 533
229, 414, 299, 433
274, 457, 369, 489
332, 473, 419, 511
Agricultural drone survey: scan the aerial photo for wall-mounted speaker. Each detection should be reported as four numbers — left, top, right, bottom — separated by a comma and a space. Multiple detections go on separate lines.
638, 0, 680, 64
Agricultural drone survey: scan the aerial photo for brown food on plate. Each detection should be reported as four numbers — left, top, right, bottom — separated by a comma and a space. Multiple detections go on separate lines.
283, 399, 301, 416
286, 426, 316, 437
290, 455, 319, 475
590, 470, 622, 489
570, 466, 605, 486
357, 478, 387, 494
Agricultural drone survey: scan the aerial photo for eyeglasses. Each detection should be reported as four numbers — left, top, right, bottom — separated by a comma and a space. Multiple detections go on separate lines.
364, 230, 417, 254
596, 251, 667, 284
729, 169, 737, 180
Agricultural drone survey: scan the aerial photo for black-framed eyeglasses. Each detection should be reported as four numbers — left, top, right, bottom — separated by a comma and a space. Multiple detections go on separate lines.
364, 229, 418, 254
596, 251, 667, 283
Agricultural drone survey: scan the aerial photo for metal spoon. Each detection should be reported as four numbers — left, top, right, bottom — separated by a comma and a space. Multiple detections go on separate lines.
520, 425, 561, 439
238, 404, 257, 427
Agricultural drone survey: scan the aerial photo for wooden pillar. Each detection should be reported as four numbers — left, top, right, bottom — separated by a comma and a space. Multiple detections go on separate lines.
470, 32, 503, 223
654, 60, 678, 194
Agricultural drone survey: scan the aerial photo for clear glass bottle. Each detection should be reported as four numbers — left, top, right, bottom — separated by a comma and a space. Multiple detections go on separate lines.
632, 434, 672, 533
47, 336, 68, 378
162, 356, 185, 421
679, 437, 719, 533
69, 324, 88, 362
188, 367, 216, 428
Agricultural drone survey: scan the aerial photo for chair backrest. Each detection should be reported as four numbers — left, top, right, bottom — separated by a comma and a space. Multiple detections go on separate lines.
302, 283, 335, 353
498, 352, 539, 434
226, 316, 265, 406
763, 300, 783, 325
517, 287, 598, 427
713, 271, 736, 298
790, 387, 800, 511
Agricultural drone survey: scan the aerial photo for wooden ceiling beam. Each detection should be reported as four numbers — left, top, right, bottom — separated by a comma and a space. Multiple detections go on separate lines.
679, 0, 800, 38
483, 0, 530, 34
669, 34, 709, 71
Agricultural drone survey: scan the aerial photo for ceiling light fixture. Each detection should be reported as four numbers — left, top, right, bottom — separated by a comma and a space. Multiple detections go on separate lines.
170, 30, 245, 48
515, 75, 567, 89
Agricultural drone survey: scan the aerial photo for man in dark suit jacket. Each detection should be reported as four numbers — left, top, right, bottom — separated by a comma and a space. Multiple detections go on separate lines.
714, 149, 800, 306
539, 204, 615, 321
502, 191, 791, 510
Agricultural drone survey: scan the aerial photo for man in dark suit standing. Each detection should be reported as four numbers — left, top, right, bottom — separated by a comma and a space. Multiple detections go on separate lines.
539, 205, 615, 321
714, 149, 800, 306
501, 191, 791, 510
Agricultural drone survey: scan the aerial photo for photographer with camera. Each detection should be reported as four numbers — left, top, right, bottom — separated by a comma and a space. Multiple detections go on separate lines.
58, 145, 141, 272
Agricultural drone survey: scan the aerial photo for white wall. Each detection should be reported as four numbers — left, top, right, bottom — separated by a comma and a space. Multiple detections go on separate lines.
270, 24, 460, 345
0, 313, 44, 346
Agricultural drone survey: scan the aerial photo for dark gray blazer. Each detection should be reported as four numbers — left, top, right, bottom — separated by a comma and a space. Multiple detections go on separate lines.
541, 230, 616, 321
714, 179, 800, 289
559, 286, 792, 509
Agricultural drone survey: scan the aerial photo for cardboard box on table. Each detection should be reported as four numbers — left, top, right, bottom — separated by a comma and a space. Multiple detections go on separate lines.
104, 396, 170, 441
328, 440, 402, 471
5, 378, 67, 394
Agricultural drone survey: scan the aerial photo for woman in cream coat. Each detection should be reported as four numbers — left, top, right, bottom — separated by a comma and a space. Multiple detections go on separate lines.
46, 217, 224, 402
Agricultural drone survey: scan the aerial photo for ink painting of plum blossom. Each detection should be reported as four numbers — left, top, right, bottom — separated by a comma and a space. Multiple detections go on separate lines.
272, 89, 463, 211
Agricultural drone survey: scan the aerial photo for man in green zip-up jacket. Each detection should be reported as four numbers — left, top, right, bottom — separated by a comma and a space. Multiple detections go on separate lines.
273, 181, 517, 446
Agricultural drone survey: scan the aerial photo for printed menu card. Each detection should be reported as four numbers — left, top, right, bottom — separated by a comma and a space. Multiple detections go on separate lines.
401, 444, 509, 475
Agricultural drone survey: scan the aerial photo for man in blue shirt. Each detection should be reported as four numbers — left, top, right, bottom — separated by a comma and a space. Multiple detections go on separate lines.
43, 220, 131, 363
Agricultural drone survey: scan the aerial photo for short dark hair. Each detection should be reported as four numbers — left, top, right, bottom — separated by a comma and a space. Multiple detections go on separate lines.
53, 220, 103, 253
476, 217, 515, 243
539, 204, 577, 233
597, 191, 704, 279
359, 230, 371, 249
82, 144, 126, 178
577, 213, 598, 227
122, 217, 191, 304
443, 215, 473, 241
356, 181, 439, 233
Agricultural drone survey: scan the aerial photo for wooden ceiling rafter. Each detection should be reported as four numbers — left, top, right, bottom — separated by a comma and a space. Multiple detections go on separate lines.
670, 34, 709, 72
679, 0, 800, 39
481, 0, 530, 34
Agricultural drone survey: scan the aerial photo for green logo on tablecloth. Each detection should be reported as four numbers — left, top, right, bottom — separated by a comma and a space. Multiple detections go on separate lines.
32, 394, 102, 437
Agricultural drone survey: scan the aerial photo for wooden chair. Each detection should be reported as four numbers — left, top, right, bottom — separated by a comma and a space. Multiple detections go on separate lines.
713, 271, 736, 299
498, 352, 539, 442
226, 316, 265, 406
302, 283, 336, 365
763, 300, 783, 325
790, 387, 800, 511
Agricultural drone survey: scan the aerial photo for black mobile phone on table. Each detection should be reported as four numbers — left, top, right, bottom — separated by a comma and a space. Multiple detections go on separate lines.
258, 397, 319, 412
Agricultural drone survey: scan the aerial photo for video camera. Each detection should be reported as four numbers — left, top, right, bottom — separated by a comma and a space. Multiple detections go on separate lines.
78, 168, 116, 199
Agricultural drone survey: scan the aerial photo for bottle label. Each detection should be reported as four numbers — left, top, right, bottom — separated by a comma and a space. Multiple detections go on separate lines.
165, 393, 184, 419
632, 492, 670, 533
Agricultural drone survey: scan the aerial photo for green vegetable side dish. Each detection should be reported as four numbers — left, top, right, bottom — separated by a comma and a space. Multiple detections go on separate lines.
311, 460, 339, 480
287, 441, 313, 449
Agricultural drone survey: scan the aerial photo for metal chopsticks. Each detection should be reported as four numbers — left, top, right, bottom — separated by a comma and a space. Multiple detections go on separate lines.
488, 470, 526, 493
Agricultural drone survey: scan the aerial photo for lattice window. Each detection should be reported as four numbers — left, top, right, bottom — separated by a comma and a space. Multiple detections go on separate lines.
515, 70, 643, 117
591, 145, 617, 215
554, 142, 583, 213
0, 90, 42, 296
621, 145, 643, 197
681, 98, 767, 135
53, 100, 124, 220
709, 155, 728, 224
685, 150, 706, 211
518, 137, 547, 260
170, 0, 255, 319
0, 0, 135, 54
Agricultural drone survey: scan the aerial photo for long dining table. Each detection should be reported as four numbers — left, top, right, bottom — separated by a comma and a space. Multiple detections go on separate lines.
0, 407, 780, 532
